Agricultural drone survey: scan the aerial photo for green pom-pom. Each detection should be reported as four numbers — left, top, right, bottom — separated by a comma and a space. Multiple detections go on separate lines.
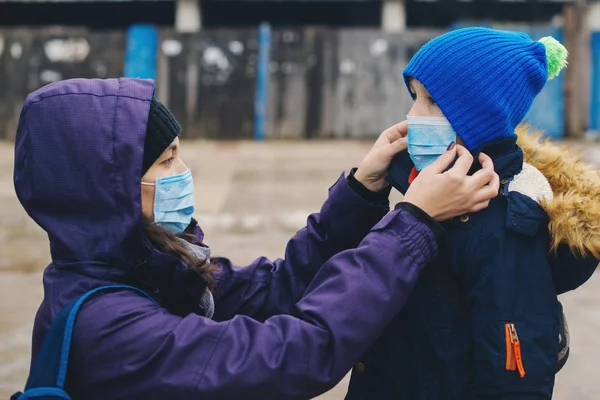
538, 36, 568, 80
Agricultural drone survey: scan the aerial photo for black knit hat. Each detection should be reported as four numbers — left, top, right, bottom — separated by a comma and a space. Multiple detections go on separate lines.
142, 98, 182, 176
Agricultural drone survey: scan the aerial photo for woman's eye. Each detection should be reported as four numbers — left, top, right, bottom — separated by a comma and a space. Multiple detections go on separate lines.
162, 157, 174, 166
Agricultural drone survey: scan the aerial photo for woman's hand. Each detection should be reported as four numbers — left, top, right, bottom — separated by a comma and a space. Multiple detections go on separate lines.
354, 121, 408, 192
404, 144, 500, 222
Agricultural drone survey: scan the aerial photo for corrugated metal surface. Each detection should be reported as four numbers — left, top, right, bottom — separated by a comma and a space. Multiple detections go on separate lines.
0, 0, 171, 3
157, 29, 258, 139
0, 29, 125, 139
1, 25, 585, 140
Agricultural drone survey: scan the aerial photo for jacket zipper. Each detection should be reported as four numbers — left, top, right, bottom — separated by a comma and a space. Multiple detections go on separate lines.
505, 322, 526, 378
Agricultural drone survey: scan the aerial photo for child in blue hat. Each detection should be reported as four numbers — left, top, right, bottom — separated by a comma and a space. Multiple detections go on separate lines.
346, 27, 600, 399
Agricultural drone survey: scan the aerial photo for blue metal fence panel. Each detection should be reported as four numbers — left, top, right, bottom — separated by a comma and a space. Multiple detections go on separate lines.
590, 31, 600, 132
520, 26, 565, 139
124, 24, 158, 80
254, 22, 271, 141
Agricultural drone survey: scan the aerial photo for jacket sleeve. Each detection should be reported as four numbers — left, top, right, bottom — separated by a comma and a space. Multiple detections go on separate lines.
549, 243, 598, 295
211, 172, 390, 322
72, 209, 438, 400
463, 229, 558, 399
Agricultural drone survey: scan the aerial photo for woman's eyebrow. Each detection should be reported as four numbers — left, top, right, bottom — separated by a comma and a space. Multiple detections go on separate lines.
159, 144, 178, 158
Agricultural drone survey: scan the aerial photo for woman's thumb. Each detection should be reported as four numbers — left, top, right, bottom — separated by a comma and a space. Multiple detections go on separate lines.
422, 142, 456, 174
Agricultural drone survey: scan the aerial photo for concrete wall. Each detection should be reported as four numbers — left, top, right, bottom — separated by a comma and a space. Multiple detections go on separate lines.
157, 29, 257, 139
154, 28, 442, 139
0, 28, 125, 139
0, 25, 591, 140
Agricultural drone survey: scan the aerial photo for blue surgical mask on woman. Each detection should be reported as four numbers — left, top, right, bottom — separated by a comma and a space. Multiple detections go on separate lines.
407, 116, 457, 171
141, 169, 195, 234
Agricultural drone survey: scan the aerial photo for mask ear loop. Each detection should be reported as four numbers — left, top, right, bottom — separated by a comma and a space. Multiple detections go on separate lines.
141, 182, 156, 186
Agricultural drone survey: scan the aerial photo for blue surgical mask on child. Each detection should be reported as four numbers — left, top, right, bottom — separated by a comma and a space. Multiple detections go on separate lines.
141, 169, 195, 234
407, 115, 457, 171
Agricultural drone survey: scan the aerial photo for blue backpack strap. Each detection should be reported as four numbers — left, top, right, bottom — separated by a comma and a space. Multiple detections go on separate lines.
19, 285, 155, 397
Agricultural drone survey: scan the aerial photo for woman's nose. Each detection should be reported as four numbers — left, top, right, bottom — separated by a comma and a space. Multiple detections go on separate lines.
176, 158, 188, 174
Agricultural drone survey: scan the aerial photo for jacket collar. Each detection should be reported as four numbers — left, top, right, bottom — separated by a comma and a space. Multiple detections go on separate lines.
387, 135, 523, 194
132, 218, 209, 317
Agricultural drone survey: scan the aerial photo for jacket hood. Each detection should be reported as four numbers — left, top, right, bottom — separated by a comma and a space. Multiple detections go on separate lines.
14, 78, 155, 278
517, 125, 600, 258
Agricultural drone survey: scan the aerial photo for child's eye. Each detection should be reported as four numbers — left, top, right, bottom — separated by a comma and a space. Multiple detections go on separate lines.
410, 92, 417, 101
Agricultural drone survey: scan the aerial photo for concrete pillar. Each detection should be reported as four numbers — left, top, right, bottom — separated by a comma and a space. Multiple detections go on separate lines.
590, 1, 600, 31
587, 1, 600, 137
564, 0, 590, 138
175, 0, 201, 33
382, 0, 406, 33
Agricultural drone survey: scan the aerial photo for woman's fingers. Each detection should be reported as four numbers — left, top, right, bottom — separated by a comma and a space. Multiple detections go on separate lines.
422, 142, 457, 174
478, 152, 494, 170
384, 121, 408, 143
470, 168, 495, 189
381, 137, 407, 158
448, 145, 474, 176
467, 200, 492, 213
355, 121, 409, 192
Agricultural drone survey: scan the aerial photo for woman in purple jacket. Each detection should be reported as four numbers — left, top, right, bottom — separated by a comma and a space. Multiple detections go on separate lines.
13, 78, 498, 399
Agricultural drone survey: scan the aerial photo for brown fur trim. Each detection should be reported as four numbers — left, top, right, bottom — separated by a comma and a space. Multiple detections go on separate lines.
516, 124, 600, 258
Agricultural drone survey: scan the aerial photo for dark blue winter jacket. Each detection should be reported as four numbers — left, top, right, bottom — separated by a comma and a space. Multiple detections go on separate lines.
346, 134, 599, 400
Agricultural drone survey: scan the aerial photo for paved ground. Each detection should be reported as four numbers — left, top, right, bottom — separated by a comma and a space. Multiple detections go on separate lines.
1, 138, 600, 399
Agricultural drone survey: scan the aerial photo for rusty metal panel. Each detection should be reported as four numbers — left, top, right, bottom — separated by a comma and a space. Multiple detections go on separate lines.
157, 29, 257, 139
33, 31, 124, 86
303, 28, 329, 139
326, 29, 441, 138
0, 28, 125, 139
267, 28, 307, 139
0, 30, 35, 139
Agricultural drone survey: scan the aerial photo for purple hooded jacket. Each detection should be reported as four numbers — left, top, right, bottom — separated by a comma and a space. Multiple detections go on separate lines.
14, 78, 440, 399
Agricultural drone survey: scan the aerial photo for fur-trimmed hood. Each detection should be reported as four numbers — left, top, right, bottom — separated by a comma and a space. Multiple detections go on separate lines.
517, 125, 600, 258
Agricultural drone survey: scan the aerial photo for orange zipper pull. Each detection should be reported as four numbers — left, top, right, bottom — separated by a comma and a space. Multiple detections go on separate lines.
508, 323, 526, 378
505, 323, 515, 370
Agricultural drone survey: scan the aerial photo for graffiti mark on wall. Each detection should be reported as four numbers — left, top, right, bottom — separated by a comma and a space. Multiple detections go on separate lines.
203, 46, 230, 70
92, 62, 108, 78
44, 38, 90, 63
10, 43, 22, 60
228, 41, 244, 55
282, 31, 299, 44
370, 39, 388, 57
40, 70, 63, 83
340, 59, 356, 75
201, 46, 233, 85
162, 39, 183, 57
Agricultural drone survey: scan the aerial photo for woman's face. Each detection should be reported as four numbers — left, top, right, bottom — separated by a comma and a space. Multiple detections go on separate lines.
141, 137, 188, 221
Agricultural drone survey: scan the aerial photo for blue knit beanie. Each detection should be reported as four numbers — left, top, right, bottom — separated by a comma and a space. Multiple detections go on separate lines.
403, 27, 568, 151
